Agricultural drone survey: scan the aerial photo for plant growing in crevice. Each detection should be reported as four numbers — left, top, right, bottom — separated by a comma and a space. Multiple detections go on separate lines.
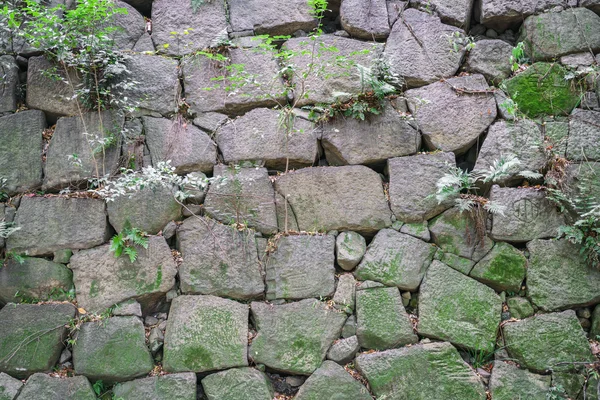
509, 42, 528, 72
110, 221, 149, 263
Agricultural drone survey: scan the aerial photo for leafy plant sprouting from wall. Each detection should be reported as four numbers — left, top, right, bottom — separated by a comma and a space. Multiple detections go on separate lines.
110, 221, 148, 263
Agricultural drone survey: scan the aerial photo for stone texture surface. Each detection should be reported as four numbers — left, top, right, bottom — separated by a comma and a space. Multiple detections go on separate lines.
73, 316, 153, 383
354, 229, 436, 290
469, 242, 527, 292
107, 185, 182, 234
478, 0, 566, 31
0, 372, 22, 400
321, 103, 420, 165
474, 119, 546, 184
503, 310, 594, 373
228, 0, 316, 35
284, 35, 382, 106
326, 336, 359, 365
143, 116, 217, 174
295, 361, 371, 400
109, 0, 146, 51
151, 0, 228, 56
163, 295, 249, 373
26, 56, 80, 119
15, 374, 95, 400
434, 251, 476, 275
490, 361, 551, 400
405, 74, 497, 154
419, 261, 502, 353
465, 39, 512, 84
249, 299, 346, 375
519, 8, 600, 61
0, 111, 44, 194
400, 221, 430, 241
113, 373, 197, 400
356, 342, 487, 400
201, 368, 273, 400
183, 48, 286, 116
70, 236, 177, 314
356, 286, 418, 350
216, 108, 318, 170
340, 0, 390, 39
384, 9, 466, 88
503, 63, 582, 118
0, 303, 75, 378
410, 0, 474, 27
0, 257, 73, 304
429, 207, 494, 262
489, 186, 565, 242
265, 235, 335, 300
204, 166, 278, 235
0, 56, 18, 115
118, 54, 179, 116
567, 109, 600, 161
333, 273, 356, 313
274, 166, 392, 234
336, 231, 366, 271
388, 152, 456, 223
7, 197, 109, 256
507, 297, 534, 319
526, 239, 600, 311
44, 110, 124, 189
176, 216, 264, 300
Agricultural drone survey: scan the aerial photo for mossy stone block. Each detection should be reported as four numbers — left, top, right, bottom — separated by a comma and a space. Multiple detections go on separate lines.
16, 374, 96, 400
469, 242, 526, 292
113, 372, 197, 400
506, 297, 534, 319
503, 63, 581, 118
201, 368, 273, 400
490, 361, 551, 400
295, 361, 371, 400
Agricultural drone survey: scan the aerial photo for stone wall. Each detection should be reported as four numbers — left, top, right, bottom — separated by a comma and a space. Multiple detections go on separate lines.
1, 0, 600, 399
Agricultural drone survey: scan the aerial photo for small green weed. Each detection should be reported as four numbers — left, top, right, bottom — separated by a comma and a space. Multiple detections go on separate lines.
110, 222, 148, 263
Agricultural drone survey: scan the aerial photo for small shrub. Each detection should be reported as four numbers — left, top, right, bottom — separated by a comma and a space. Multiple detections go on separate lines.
110, 222, 148, 263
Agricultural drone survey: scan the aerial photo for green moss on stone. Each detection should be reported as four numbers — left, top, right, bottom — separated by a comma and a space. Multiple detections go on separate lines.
503, 63, 582, 118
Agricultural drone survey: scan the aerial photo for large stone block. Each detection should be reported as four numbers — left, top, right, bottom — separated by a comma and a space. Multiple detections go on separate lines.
519, 8, 600, 61
229, 0, 316, 35
0, 110, 44, 194
43, 110, 124, 190
295, 361, 371, 400
176, 216, 264, 300
567, 109, 600, 161
489, 186, 564, 242
355, 342, 487, 400
321, 102, 420, 166
478, 0, 565, 31
265, 235, 335, 300
0, 303, 76, 378
113, 372, 197, 400
387, 152, 456, 223
109, 1, 146, 51
151, 0, 228, 56
355, 229, 436, 290
340, 0, 390, 39
73, 316, 154, 383
490, 361, 551, 400
204, 166, 278, 235
405, 74, 496, 154
201, 368, 273, 400
143, 116, 217, 174
107, 185, 182, 235
249, 299, 346, 375
26, 56, 80, 120
15, 374, 95, 400
163, 295, 249, 373
0, 372, 22, 400
356, 286, 418, 350
503, 310, 594, 373
0, 55, 18, 114
384, 9, 465, 88
118, 54, 179, 116
469, 242, 527, 292
474, 119, 546, 185
336, 231, 366, 271
274, 166, 393, 234
183, 48, 286, 116
7, 197, 109, 256
0, 257, 73, 305
418, 261, 502, 353
70, 236, 177, 314
463, 39, 513, 85
410, 0, 474, 27
526, 239, 600, 311
216, 108, 318, 171
283, 35, 382, 106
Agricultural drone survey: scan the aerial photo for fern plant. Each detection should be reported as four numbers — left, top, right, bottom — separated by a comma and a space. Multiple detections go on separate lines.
110, 222, 148, 263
